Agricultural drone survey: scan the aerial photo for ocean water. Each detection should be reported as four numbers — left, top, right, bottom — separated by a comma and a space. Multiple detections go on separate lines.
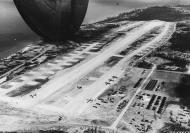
0, 0, 163, 59
85, 0, 148, 23
0, 1, 39, 58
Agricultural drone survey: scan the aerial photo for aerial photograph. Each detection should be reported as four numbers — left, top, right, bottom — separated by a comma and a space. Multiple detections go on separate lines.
1, 0, 190, 132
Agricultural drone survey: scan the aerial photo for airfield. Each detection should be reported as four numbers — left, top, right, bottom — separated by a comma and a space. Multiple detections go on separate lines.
0, 20, 177, 132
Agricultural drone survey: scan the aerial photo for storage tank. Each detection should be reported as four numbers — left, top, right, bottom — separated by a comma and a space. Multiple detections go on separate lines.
14, 0, 89, 40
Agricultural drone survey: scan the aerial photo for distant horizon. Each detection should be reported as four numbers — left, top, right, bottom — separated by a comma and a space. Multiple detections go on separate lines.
84, 0, 190, 23
1, 0, 190, 24
0, 0, 189, 59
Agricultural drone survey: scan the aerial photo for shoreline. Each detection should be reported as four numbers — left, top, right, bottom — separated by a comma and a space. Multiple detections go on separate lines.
0, 37, 40, 59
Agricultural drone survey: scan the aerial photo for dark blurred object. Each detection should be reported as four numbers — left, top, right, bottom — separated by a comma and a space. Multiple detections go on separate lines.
14, 0, 89, 41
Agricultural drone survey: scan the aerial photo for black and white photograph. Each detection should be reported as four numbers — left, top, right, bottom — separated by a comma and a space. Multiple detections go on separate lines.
0, 0, 190, 132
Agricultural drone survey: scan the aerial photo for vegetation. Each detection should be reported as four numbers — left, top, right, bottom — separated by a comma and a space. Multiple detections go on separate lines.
174, 75, 190, 109
135, 60, 153, 69
100, 6, 190, 23
146, 20, 190, 72
160, 123, 190, 133
127, 6, 190, 21
73, 23, 120, 43
170, 21, 190, 51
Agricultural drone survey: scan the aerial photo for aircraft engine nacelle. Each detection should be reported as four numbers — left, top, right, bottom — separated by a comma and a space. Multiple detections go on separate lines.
13, 0, 89, 41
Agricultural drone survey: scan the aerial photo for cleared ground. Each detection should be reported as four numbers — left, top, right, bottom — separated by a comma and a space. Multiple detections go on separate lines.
0, 20, 176, 132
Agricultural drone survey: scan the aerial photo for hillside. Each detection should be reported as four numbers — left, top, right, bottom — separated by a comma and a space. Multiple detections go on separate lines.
101, 5, 190, 23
